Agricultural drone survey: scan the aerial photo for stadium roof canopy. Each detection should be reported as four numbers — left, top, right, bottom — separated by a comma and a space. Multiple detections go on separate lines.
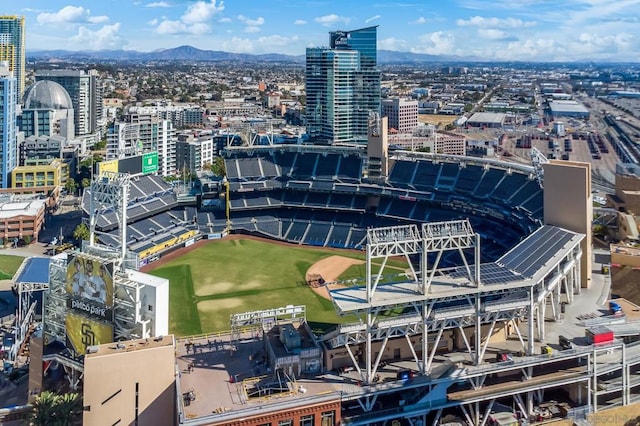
15, 257, 50, 284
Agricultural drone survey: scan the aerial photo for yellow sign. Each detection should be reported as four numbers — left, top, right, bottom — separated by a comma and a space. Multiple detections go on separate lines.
97, 159, 118, 176
65, 312, 113, 355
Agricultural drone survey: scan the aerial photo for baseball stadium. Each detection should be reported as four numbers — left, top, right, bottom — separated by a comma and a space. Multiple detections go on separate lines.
86, 143, 545, 338
58, 125, 640, 426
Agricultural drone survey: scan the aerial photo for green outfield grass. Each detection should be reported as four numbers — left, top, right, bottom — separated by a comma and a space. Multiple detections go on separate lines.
148, 239, 408, 336
0, 255, 27, 280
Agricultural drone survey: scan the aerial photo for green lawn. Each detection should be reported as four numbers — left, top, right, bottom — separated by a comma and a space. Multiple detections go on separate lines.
0, 255, 27, 280
149, 239, 408, 336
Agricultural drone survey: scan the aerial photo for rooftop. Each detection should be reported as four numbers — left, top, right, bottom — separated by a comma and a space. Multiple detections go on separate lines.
467, 112, 506, 124
14, 257, 50, 285
0, 199, 46, 219
549, 100, 590, 114
85, 335, 174, 358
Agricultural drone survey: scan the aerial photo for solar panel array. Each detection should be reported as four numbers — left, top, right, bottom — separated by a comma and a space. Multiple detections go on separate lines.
448, 225, 579, 285
498, 225, 577, 278
449, 262, 522, 285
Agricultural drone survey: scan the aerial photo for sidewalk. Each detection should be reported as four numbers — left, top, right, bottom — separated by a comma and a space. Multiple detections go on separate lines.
0, 242, 49, 259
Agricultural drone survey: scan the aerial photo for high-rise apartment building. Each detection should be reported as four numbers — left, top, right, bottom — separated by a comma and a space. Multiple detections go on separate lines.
0, 65, 17, 188
306, 26, 381, 144
382, 98, 419, 134
0, 16, 25, 99
107, 112, 176, 177
35, 70, 103, 137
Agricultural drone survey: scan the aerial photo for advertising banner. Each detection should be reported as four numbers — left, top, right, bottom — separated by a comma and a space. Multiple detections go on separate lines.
65, 312, 113, 355
66, 255, 114, 320
142, 152, 159, 175
97, 160, 118, 176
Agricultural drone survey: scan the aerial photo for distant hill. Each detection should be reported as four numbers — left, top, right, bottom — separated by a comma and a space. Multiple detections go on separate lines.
27, 45, 463, 63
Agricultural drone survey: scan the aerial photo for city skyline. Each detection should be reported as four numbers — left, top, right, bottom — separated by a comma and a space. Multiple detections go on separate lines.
13, 0, 640, 62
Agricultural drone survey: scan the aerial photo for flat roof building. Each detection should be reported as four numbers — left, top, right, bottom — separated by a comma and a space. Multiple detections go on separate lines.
467, 112, 506, 128
548, 100, 590, 119
382, 98, 419, 134
83, 335, 176, 426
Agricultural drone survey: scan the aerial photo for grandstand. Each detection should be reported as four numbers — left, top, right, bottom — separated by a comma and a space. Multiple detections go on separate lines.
83, 175, 178, 232
218, 146, 543, 259
82, 175, 198, 264
83, 146, 544, 266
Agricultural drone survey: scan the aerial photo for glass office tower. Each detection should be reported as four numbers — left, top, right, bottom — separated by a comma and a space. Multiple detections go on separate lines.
0, 67, 17, 188
306, 26, 381, 144
0, 16, 25, 99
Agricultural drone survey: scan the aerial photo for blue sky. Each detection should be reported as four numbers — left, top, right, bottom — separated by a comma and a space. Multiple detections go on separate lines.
15, 0, 640, 61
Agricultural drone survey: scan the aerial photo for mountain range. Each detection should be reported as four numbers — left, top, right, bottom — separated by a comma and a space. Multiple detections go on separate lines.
27, 45, 466, 63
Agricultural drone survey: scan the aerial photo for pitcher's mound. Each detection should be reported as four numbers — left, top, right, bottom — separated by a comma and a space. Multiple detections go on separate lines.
305, 255, 364, 300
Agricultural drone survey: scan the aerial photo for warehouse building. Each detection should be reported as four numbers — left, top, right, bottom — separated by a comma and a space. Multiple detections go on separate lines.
548, 100, 590, 119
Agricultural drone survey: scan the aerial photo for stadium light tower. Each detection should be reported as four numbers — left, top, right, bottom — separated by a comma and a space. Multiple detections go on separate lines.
88, 171, 131, 271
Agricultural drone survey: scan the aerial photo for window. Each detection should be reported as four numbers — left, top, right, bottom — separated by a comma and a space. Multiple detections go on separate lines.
278, 421, 292, 426
321, 411, 335, 426
300, 415, 314, 426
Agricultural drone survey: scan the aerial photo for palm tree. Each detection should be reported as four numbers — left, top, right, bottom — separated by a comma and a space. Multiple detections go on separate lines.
31, 391, 59, 426
54, 392, 82, 426
31, 391, 82, 426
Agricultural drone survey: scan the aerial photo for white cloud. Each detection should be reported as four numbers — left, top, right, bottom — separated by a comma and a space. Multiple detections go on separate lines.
410, 17, 427, 24
237, 15, 264, 26
148, 18, 159, 26
456, 16, 536, 28
220, 34, 301, 54
365, 15, 381, 23
154, 0, 224, 34
221, 36, 255, 53
477, 28, 508, 39
156, 20, 209, 35
146, 1, 171, 7
379, 37, 409, 51
257, 34, 299, 47
182, 0, 225, 24
37, 6, 109, 25
294, 19, 307, 25
70, 23, 125, 50
314, 14, 350, 27
218, 17, 231, 23
89, 16, 109, 24
245, 26, 261, 33
411, 31, 455, 55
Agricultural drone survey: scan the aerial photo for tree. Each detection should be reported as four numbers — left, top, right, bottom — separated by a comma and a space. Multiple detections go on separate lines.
81, 178, 91, 189
31, 391, 59, 426
73, 223, 90, 242
210, 156, 226, 176
55, 392, 83, 426
31, 391, 82, 426
65, 179, 78, 195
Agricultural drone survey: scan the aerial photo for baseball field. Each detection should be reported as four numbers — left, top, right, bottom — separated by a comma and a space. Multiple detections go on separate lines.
147, 236, 409, 337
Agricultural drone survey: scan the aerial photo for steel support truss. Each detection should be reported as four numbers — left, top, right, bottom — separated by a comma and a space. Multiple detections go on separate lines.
88, 171, 130, 272
328, 221, 583, 388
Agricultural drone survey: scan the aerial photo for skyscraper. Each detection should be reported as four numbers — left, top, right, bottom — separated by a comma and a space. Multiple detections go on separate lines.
0, 16, 25, 100
0, 65, 17, 188
306, 26, 381, 144
35, 70, 103, 137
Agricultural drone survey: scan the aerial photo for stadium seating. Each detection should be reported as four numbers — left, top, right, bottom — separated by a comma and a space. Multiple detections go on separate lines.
215, 148, 544, 258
